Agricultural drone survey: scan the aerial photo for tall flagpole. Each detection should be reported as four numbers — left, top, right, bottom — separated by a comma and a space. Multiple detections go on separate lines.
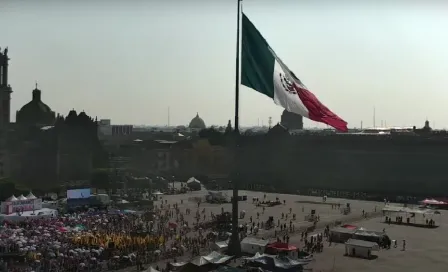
234, 0, 241, 134
229, 0, 242, 256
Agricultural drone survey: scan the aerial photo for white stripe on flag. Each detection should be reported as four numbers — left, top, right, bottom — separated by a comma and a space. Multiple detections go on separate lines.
272, 60, 309, 118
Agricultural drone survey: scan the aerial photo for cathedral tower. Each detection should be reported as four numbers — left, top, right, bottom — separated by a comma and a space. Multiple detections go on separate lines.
0, 47, 12, 126
0, 47, 12, 177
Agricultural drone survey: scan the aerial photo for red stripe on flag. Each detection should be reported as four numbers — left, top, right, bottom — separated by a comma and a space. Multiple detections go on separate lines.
293, 84, 348, 132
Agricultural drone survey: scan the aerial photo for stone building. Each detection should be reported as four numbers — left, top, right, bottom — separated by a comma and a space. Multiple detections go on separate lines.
280, 110, 303, 130
9, 105, 106, 190
0, 49, 106, 190
108, 136, 232, 179
0, 47, 12, 177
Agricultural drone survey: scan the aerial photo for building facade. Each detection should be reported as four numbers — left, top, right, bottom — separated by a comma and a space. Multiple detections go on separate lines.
280, 110, 303, 130
97, 119, 133, 139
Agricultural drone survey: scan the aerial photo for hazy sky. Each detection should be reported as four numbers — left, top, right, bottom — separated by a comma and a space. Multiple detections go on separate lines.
1, 0, 448, 128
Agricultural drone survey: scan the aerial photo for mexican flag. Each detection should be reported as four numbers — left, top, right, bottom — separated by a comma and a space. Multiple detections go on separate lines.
241, 13, 348, 132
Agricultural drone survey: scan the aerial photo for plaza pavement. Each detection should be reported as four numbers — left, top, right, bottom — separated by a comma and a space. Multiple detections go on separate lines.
310, 213, 448, 272
127, 188, 446, 271
155, 188, 381, 234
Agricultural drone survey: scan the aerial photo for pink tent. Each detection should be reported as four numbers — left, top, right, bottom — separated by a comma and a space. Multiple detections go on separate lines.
420, 199, 447, 205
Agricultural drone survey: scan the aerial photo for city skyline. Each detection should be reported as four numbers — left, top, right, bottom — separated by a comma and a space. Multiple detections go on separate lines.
1, 1, 447, 128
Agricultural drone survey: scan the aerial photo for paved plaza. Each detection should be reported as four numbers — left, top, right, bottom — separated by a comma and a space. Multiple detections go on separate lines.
155, 188, 380, 233
150, 187, 447, 272
310, 213, 448, 272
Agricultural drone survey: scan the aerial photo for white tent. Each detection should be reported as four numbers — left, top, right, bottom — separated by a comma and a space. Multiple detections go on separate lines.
202, 251, 233, 264
17, 195, 27, 201
143, 267, 160, 272
187, 177, 201, 184
241, 237, 269, 255
345, 239, 379, 259
186, 177, 201, 190
6, 195, 18, 202
212, 240, 229, 252
244, 253, 307, 270
383, 206, 441, 215
26, 192, 37, 200
190, 256, 210, 267
190, 251, 233, 266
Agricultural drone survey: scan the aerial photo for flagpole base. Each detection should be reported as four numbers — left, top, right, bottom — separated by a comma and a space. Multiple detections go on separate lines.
228, 233, 241, 256
228, 185, 241, 256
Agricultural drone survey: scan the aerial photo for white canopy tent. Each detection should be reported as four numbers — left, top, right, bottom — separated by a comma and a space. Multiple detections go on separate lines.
186, 177, 201, 190
382, 206, 441, 215
345, 239, 379, 259
143, 267, 160, 272
17, 195, 27, 201
241, 237, 269, 255
382, 206, 441, 226
26, 192, 37, 200
187, 177, 201, 184
212, 240, 229, 252
6, 195, 18, 202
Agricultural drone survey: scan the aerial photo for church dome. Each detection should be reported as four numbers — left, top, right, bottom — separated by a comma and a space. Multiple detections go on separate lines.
189, 113, 206, 129
16, 87, 56, 126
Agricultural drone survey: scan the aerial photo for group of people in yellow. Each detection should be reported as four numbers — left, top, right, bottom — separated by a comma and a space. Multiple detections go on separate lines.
71, 232, 165, 249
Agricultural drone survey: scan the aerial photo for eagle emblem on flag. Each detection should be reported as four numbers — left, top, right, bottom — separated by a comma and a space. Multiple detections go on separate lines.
279, 73, 297, 95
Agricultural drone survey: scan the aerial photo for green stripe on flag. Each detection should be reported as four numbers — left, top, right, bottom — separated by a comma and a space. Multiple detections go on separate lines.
241, 13, 275, 99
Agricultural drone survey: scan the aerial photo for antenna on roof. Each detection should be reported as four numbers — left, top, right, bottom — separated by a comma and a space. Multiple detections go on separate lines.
373, 106, 376, 128
168, 106, 170, 127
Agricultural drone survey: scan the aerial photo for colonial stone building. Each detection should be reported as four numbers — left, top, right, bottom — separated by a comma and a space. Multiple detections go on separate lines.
9, 102, 106, 190
107, 136, 232, 180
280, 110, 303, 130
1, 49, 106, 191
0, 47, 12, 177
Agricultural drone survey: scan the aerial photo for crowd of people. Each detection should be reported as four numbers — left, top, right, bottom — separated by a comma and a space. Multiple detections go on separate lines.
0, 202, 218, 272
